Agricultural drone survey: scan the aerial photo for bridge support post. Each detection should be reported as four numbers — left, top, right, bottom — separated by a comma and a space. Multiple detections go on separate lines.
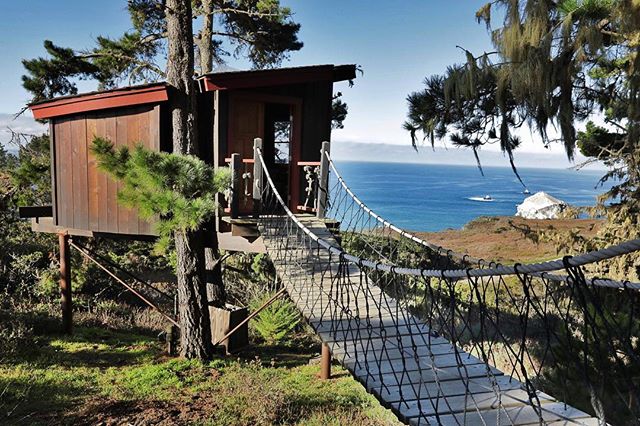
253, 138, 263, 219
230, 153, 241, 219
320, 342, 331, 379
316, 141, 330, 219
58, 232, 72, 334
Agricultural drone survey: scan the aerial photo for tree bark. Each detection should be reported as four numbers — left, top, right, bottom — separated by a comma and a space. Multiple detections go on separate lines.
205, 234, 226, 307
174, 229, 212, 358
166, 0, 213, 359
198, 0, 215, 74
198, 0, 228, 310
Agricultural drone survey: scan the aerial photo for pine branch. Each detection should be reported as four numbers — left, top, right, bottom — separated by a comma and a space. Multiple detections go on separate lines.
211, 7, 283, 19
79, 50, 166, 79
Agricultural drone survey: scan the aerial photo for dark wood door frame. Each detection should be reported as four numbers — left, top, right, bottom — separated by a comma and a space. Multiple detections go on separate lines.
227, 92, 303, 212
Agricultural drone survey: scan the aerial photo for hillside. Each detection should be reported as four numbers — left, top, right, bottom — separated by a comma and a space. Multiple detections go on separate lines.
417, 216, 602, 264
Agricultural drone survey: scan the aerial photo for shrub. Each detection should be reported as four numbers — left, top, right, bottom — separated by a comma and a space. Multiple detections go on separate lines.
0, 302, 35, 360
249, 292, 300, 345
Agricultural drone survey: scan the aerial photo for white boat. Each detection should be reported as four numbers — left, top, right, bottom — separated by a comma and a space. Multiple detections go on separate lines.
523, 188, 531, 194
468, 195, 494, 202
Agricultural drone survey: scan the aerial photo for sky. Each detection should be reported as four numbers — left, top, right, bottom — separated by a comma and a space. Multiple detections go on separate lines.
0, 0, 598, 168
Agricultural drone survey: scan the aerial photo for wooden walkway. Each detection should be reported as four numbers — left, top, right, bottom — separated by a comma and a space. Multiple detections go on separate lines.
261, 217, 598, 425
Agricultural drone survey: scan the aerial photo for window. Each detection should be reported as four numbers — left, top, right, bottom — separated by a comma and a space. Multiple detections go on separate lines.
273, 121, 291, 164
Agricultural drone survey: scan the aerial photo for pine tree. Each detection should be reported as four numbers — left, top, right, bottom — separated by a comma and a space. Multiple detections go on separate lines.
405, 0, 639, 177
91, 138, 229, 253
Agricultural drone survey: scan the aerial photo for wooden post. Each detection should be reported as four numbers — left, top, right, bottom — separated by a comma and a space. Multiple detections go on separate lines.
58, 232, 72, 334
166, 325, 178, 356
317, 141, 330, 219
320, 342, 331, 379
230, 153, 241, 219
252, 138, 263, 218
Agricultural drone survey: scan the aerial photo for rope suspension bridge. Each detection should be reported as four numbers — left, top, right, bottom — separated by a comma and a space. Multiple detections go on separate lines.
254, 141, 640, 425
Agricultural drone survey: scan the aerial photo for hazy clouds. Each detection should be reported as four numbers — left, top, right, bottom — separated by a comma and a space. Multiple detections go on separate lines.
331, 140, 605, 171
0, 113, 47, 151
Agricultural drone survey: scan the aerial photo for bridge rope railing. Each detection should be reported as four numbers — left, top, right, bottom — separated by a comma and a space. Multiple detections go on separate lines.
256, 147, 640, 425
324, 150, 640, 290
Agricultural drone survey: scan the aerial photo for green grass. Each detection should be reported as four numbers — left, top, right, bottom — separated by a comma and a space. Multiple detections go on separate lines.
0, 318, 400, 425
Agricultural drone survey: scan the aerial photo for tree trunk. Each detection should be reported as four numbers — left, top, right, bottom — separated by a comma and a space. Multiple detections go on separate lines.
166, 0, 212, 359
205, 234, 226, 307
167, 0, 199, 156
198, 0, 228, 310
174, 229, 212, 358
198, 0, 215, 75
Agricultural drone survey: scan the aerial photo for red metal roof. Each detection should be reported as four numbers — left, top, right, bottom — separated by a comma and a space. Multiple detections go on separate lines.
197, 64, 357, 92
29, 83, 169, 120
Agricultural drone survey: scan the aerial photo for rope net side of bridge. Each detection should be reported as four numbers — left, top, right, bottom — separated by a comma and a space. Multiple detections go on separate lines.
257, 148, 640, 425
324, 151, 640, 289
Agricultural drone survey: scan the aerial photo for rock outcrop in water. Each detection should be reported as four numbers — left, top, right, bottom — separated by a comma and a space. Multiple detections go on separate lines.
516, 191, 568, 219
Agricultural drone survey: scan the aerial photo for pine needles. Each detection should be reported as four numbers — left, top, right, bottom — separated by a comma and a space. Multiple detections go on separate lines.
249, 292, 301, 345
91, 137, 230, 253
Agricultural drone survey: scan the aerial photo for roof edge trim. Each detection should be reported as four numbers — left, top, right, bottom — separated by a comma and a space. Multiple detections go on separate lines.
199, 64, 357, 92
30, 84, 169, 120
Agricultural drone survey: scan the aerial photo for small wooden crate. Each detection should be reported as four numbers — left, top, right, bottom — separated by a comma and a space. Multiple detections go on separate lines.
210, 304, 249, 354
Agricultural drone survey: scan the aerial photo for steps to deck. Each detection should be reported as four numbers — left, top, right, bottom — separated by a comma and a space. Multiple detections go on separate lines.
260, 216, 597, 425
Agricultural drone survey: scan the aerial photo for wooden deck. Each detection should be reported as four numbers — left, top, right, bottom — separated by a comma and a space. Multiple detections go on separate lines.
261, 216, 598, 425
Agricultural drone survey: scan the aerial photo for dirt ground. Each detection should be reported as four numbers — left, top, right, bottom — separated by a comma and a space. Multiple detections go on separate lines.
69, 396, 220, 426
416, 216, 602, 264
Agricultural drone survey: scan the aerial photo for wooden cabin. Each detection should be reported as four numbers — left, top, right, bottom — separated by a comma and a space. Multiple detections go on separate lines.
27, 64, 356, 251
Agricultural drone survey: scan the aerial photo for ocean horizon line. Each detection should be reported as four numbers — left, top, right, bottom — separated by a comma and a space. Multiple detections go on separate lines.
332, 157, 608, 174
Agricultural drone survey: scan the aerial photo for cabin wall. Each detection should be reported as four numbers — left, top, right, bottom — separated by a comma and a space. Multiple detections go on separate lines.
51, 104, 162, 236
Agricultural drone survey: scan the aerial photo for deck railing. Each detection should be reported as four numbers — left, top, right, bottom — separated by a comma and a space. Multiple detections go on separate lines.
224, 139, 331, 219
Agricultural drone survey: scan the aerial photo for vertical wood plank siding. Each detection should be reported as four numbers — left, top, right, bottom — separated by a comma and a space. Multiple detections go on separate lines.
104, 115, 119, 231
115, 113, 129, 233
71, 118, 89, 230
86, 116, 99, 230
52, 105, 160, 235
49, 123, 58, 225
57, 119, 73, 227
95, 116, 109, 231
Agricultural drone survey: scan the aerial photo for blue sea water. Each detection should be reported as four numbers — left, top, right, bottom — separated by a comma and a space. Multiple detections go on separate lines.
331, 161, 612, 232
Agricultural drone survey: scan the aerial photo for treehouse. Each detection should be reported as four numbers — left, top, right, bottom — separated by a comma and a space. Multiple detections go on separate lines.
26, 64, 356, 252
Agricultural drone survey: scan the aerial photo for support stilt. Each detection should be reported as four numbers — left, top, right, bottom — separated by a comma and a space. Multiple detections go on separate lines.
58, 232, 72, 334
166, 325, 178, 356
320, 342, 331, 380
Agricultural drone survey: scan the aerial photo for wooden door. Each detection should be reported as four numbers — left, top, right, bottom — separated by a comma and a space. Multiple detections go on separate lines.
228, 97, 264, 214
228, 98, 264, 160
227, 93, 302, 215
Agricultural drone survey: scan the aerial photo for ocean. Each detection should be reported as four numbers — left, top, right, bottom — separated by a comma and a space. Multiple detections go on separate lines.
331, 161, 612, 232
